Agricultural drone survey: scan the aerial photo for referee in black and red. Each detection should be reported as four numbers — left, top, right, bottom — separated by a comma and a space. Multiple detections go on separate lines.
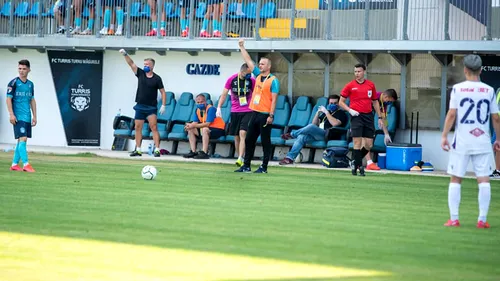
339, 63, 385, 176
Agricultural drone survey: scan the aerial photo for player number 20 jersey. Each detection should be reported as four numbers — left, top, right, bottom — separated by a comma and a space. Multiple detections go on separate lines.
449, 80, 499, 155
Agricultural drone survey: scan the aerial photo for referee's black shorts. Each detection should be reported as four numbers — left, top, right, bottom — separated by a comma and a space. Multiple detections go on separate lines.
350, 113, 375, 138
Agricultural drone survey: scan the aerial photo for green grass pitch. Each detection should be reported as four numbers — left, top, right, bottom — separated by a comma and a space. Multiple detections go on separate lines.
0, 153, 499, 281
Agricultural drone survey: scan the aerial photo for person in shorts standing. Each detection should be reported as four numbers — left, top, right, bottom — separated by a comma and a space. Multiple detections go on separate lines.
217, 63, 255, 167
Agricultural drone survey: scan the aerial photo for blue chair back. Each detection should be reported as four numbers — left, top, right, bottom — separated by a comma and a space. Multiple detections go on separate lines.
260, 1, 276, 19
196, 2, 206, 18
214, 94, 231, 125
287, 96, 311, 129
14, 1, 29, 16
1, 2, 11, 17
158, 91, 176, 121
130, 2, 142, 17
271, 95, 291, 137
28, 1, 40, 17
244, 2, 256, 19
308, 97, 327, 124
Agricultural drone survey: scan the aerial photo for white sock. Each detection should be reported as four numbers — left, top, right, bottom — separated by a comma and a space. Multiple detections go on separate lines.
110, 24, 115, 30
23, 162, 29, 167
367, 160, 373, 165
478, 182, 491, 222
448, 183, 461, 221
11, 163, 17, 167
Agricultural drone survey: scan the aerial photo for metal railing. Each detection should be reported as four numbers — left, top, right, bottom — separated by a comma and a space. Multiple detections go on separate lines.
0, 0, 498, 40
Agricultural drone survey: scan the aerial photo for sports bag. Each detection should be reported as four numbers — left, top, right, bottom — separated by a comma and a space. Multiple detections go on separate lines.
321, 147, 350, 168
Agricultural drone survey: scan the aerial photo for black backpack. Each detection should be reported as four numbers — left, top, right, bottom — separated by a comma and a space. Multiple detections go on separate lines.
322, 147, 350, 168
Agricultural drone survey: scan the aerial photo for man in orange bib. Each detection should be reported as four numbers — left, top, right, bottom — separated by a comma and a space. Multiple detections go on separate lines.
184, 94, 226, 159
235, 39, 280, 173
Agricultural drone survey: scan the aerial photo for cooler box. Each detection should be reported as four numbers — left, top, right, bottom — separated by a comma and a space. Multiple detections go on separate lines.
386, 143, 422, 171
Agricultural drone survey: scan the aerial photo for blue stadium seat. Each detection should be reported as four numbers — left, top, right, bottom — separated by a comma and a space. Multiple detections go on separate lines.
168, 6, 182, 19
244, 2, 256, 19
113, 115, 134, 139
326, 111, 351, 148
42, 3, 54, 17
129, 2, 142, 19
153, 91, 176, 140
226, 2, 244, 19
140, 3, 151, 18
257, 95, 290, 146
165, 2, 175, 18
284, 96, 312, 147
167, 91, 195, 142
196, 2, 206, 19
14, 1, 29, 17
260, 1, 276, 19
284, 97, 326, 147
371, 104, 397, 153
0, 2, 11, 17
199, 92, 212, 105
309, 97, 328, 121
26, 1, 40, 17
131, 123, 151, 139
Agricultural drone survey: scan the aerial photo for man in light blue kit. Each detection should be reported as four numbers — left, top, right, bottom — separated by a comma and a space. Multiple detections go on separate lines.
6, 59, 37, 172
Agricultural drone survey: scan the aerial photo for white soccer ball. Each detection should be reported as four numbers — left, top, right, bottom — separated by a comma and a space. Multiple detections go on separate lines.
141, 165, 157, 180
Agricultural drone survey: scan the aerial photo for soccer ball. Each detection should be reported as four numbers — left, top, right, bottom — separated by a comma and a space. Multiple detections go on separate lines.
141, 165, 157, 180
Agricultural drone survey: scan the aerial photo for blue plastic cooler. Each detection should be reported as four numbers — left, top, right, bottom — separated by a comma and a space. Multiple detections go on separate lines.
386, 143, 422, 171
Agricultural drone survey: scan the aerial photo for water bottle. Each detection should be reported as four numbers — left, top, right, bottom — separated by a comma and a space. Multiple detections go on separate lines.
116, 108, 121, 117
148, 144, 153, 155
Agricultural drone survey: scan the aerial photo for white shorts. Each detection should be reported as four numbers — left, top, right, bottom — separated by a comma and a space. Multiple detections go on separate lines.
447, 151, 493, 178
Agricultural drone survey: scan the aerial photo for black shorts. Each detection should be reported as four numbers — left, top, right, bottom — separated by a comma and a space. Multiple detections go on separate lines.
13, 121, 32, 139
350, 113, 374, 138
228, 112, 252, 135
197, 128, 225, 140
133, 104, 157, 120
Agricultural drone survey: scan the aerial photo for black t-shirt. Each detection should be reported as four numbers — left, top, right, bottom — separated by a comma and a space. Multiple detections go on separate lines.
318, 110, 348, 140
135, 68, 164, 107
230, 76, 253, 96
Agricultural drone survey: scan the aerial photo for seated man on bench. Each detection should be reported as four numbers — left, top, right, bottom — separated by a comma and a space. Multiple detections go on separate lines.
279, 94, 348, 165
183, 94, 226, 159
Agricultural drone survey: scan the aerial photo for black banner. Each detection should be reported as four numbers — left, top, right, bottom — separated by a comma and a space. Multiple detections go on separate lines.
480, 55, 500, 94
48, 51, 103, 146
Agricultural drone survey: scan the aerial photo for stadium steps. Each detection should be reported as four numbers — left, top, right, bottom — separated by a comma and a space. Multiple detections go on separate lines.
258, 0, 319, 39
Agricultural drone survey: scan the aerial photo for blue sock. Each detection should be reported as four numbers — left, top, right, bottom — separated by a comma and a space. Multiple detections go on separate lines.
152, 21, 157, 29
12, 142, 20, 165
202, 18, 209, 31
75, 17, 81, 27
160, 21, 166, 29
180, 19, 187, 30
18, 141, 28, 166
116, 9, 124, 26
104, 9, 111, 28
212, 19, 218, 31
88, 18, 94, 29
185, 19, 190, 30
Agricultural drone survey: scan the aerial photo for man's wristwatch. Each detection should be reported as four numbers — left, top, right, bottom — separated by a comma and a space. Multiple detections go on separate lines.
378, 117, 383, 119
269, 114, 274, 118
